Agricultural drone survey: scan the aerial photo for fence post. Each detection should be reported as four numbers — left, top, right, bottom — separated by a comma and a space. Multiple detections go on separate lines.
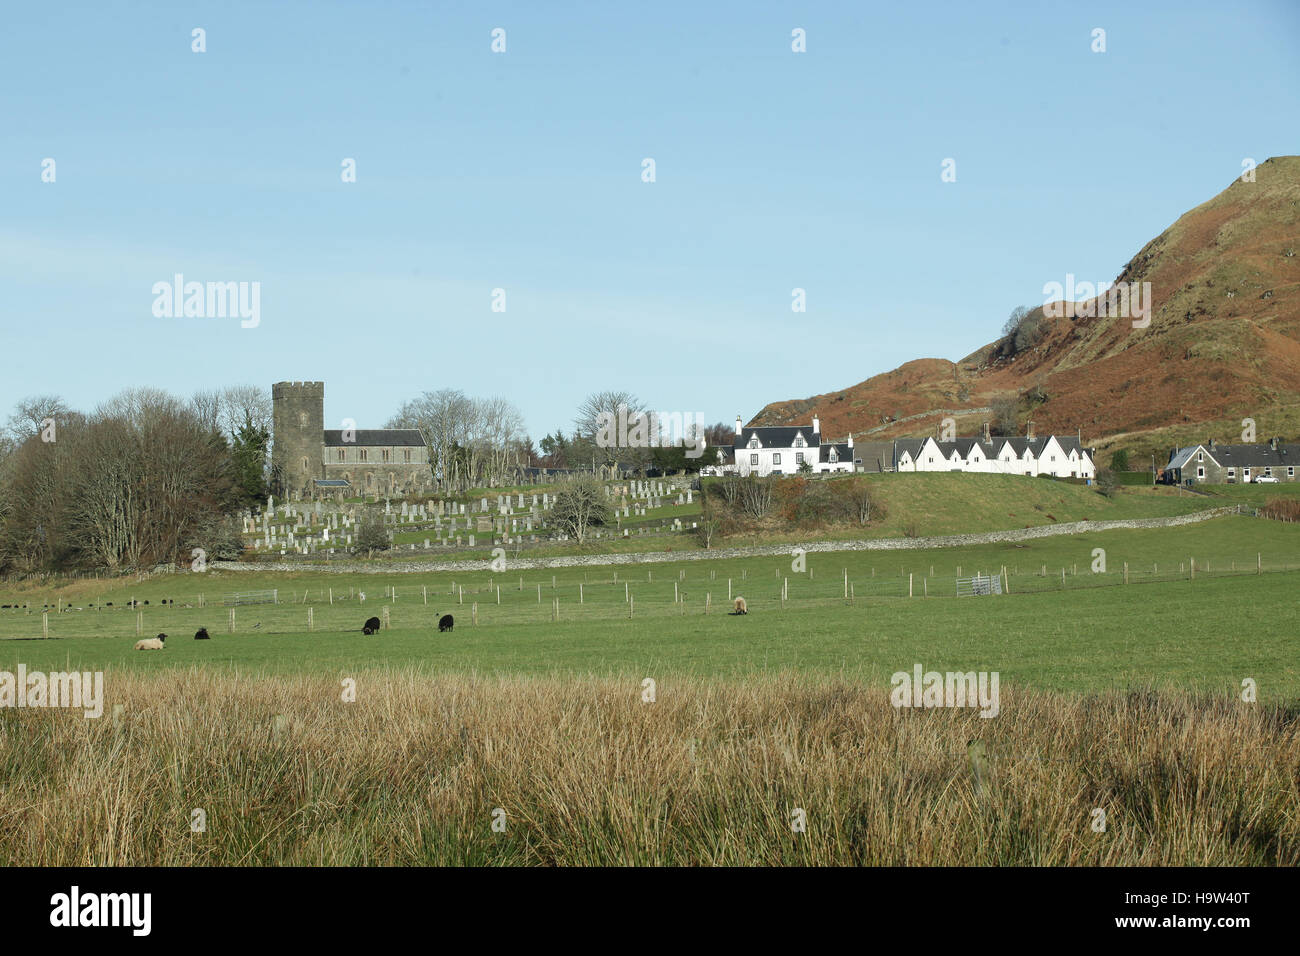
228, 608, 235, 633
909, 573, 913, 598
42, 612, 49, 639
307, 606, 314, 631
381, 606, 390, 629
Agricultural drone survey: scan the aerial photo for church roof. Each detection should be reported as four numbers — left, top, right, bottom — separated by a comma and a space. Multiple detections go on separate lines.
323, 429, 426, 447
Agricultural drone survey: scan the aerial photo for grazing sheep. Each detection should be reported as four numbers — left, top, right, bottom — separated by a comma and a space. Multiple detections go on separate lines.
731, 596, 748, 615
438, 614, 454, 632
363, 615, 382, 635
134, 633, 166, 650
194, 627, 210, 640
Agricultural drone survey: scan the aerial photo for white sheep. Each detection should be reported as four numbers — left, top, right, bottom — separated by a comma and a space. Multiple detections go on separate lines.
134, 633, 166, 650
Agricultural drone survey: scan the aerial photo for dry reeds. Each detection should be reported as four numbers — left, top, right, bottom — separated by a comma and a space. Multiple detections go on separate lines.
0, 670, 1294, 866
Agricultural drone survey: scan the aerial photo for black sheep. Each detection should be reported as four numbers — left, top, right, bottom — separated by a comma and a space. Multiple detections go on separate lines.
195, 627, 210, 640
363, 615, 382, 635
438, 614, 454, 632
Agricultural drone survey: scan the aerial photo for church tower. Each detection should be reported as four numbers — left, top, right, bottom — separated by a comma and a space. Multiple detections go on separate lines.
271, 381, 324, 499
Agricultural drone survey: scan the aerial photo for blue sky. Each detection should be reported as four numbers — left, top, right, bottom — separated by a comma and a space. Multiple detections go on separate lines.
2, 0, 1298, 440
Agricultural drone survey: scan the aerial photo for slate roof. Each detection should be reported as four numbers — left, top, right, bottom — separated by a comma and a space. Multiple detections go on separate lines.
1205, 443, 1299, 469
819, 443, 853, 464
323, 429, 426, 447
734, 425, 820, 450
853, 441, 896, 472
1166, 446, 1204, 470
313, 479, 350, 487
1168, 442, 1300, 471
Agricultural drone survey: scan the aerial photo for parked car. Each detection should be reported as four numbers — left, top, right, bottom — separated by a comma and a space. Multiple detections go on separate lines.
1254, 475, 1279, 483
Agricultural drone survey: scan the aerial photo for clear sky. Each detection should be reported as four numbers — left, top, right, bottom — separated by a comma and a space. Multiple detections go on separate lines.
2, 0, 1298, 440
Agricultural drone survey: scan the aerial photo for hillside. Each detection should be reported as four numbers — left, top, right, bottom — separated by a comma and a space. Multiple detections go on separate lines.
753, 156, 1300, 464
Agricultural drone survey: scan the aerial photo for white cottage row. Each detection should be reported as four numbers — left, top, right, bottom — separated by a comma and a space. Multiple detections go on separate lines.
895, 431, 1095, 479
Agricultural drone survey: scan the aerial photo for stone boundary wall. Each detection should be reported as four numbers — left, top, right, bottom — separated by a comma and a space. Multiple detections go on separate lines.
211, 506, 1239, 575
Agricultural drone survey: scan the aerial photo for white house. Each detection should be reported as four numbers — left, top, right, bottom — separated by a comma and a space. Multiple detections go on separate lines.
895, 424, 1095, 479
732, 416, 857, 476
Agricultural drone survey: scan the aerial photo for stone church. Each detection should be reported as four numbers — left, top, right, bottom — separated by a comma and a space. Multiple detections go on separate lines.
271, 381, 434, 500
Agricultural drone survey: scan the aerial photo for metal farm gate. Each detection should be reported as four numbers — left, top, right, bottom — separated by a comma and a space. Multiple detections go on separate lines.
956, 573, 1002, 596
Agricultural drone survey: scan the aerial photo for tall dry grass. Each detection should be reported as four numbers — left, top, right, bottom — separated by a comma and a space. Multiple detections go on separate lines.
0, 670, 1295, 865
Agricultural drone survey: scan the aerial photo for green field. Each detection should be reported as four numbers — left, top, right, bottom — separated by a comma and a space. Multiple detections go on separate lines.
5, 514, 1299, 697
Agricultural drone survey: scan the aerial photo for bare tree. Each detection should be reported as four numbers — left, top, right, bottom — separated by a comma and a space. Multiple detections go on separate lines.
845, 477, 873, 525
550, 475, 611, 544
990, 394, 1020, 436
5, 394, 70, 443
219, 384, 273, 437
190, 389, 224, 434
574, 390, 651, 469
1, 388, 236, 573
736, 474, 774, 519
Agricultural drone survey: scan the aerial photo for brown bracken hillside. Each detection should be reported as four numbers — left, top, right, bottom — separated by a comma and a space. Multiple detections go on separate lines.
752, 156, 1300, 464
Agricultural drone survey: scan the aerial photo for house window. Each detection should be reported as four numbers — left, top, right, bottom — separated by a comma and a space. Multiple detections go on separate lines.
382, 449, 391, 463
773, 454, 782, 465
928, 457, 934, 463
359, 449, 368, 462
404, 449, 412, 463
1265, 467, 1272, 476
750, 454, 758, 466
1290, 467, 1295, 478
1197, 451, 1203, 463
1244, 468, 1251, 479
795, 452, 804, 464
1197, 467, 1205, 478
337, 449, 346, 462
1228, 469, 1235, 479
301, 457, 308, 472
1050, 455, 1056, 462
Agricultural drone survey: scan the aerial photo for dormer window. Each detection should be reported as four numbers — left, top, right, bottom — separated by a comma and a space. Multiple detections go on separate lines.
748, 437, 760, 449
829, 450, 838, 463
793, 436, 806, 448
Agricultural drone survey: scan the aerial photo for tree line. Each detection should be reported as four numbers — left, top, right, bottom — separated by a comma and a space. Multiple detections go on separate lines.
0, 387, 270, 574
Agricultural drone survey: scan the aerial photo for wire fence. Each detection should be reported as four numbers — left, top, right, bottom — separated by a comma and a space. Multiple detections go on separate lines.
2, 554, 1298, 641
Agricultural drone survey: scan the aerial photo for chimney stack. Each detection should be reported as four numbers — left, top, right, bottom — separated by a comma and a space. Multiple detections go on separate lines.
847, 433, 854, 449
812, 415, 820, 435
1026, 420, 1036, 441
735, 415, 743, 437
981, 421, 990, 442
1270, 436, 1279, 451
1209, 438, 1216, 451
